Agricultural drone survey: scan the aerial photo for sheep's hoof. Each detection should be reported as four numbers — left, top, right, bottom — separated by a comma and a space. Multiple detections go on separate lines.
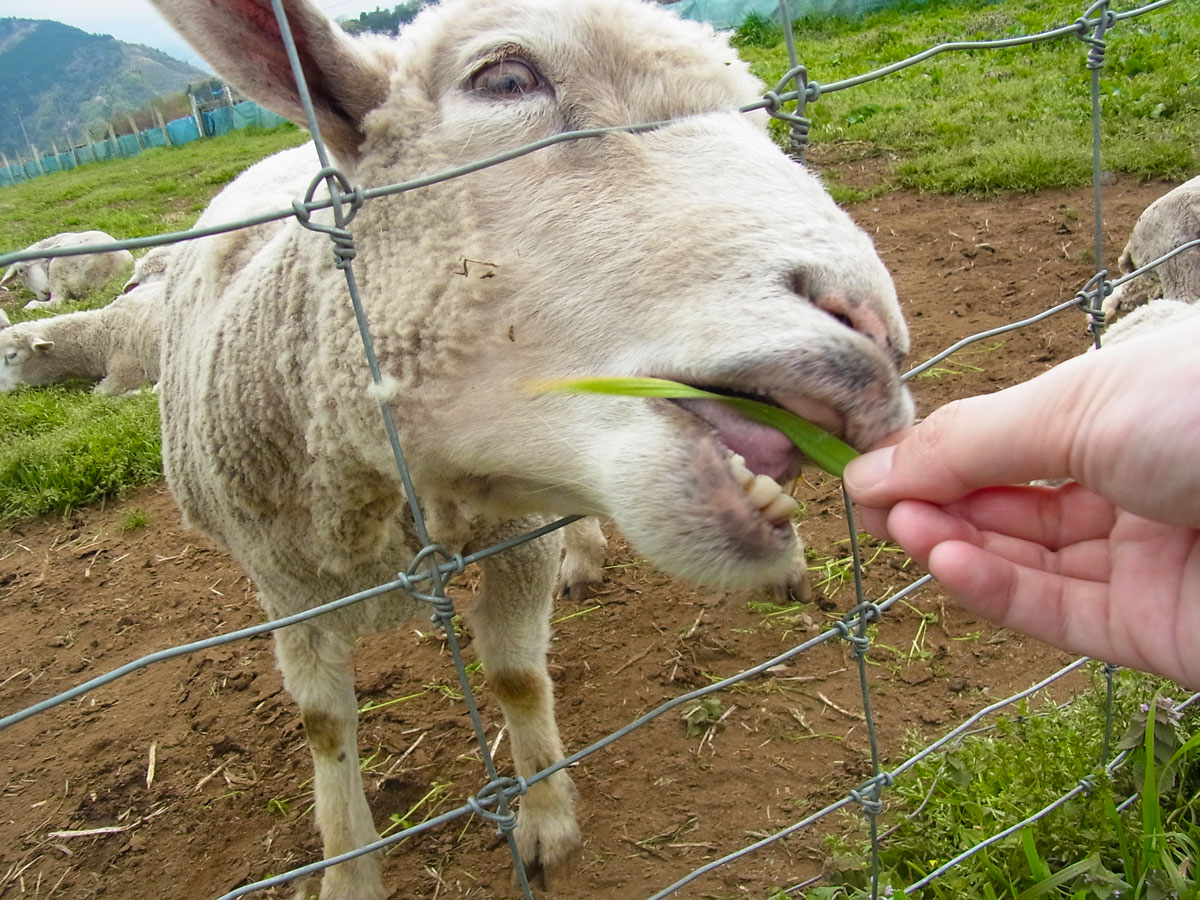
513, 817, 582, 891
555, 572, 604, 603
772, 565, 809, 605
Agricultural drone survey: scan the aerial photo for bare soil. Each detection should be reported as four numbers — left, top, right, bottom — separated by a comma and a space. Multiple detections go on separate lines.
0, 174, 1177, 900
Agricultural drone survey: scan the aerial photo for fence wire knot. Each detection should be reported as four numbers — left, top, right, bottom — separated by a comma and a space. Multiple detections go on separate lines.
1076, 3, 1117, 70
1074, 270, 1110, 340
468, 776, 527, 831
291, 167, 367, 269
851, 772, 894, 816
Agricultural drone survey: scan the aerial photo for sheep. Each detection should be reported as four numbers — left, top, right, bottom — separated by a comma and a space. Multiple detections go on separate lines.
0, 308, 9, 329
0, 231, 134, 309
0, 282, 164, 395
558, 516, 810, 602
122, 244, 174, 292
148, 0, 914, 895
1100, 297, 1200, 347
1102, 175, 1200, 321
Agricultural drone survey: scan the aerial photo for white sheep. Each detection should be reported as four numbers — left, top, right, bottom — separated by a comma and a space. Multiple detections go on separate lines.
1102, 175, 1200, 320
1100, 297, 1200, 347
122, 244, 174, 292
558, 516, 810, 601
0, 283, 164, 395
0, 231, 134, 309
149, 0, 914, 895
0, 308, 9, 329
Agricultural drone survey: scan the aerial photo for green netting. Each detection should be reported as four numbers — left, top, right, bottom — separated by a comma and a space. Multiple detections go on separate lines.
666, 0, 900, 28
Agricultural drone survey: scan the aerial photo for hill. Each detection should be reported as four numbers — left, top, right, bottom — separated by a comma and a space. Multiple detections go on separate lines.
0, 18, 208, 160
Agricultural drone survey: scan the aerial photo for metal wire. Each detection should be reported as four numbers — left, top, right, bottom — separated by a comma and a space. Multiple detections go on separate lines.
1, 1, 1194, 898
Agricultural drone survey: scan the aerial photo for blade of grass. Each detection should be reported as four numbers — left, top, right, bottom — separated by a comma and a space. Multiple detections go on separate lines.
533, 376, 859, 478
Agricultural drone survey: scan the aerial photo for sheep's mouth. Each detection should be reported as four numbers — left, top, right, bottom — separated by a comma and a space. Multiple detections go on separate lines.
663, 382, 844, 531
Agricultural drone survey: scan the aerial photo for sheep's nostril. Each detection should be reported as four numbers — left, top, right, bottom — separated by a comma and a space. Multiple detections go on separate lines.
827, 311, 855, 331
786, 271, 906, 366
812, 291, 892, 354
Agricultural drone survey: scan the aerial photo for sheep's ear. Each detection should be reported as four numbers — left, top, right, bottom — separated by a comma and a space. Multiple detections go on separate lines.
31, 339, 54, 353
149, 0, 390, 159
0, 267, 15, 289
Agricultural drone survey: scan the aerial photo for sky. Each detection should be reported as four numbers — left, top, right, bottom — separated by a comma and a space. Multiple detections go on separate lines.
0, 0, 392, 68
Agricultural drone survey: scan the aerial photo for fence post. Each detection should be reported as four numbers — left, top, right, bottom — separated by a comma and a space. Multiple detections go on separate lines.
29, 144, 45, 176
188, 86, 207, 137
156, 109, 172, 146
126, 115, 146, 151
107, 122, 121, 158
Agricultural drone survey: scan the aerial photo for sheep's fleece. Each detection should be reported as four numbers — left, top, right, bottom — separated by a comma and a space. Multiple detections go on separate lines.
0, 231, 133, 306
150, 0, 914, 894
1102, 175, 1200, 319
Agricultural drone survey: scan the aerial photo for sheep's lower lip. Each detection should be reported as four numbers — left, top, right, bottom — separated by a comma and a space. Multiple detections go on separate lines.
673, 397, 802, 484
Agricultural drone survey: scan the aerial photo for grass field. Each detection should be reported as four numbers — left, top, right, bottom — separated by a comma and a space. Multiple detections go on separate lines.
0, 125, 307, 526
737, 0, 1198, 197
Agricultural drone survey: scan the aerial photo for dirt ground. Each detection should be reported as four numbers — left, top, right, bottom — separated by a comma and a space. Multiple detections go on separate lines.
0, 173, 1179, 900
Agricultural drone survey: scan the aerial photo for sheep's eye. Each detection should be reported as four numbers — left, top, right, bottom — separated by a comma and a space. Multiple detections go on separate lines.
470, 59, 542, 98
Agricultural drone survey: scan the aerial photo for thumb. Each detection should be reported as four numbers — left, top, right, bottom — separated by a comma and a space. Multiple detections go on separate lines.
844, 367, 1084, 508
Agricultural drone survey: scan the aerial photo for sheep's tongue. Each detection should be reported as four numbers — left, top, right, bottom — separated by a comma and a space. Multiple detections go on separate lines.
676, 398, 800, 482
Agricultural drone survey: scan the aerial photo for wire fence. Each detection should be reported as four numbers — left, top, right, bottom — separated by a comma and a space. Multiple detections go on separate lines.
1, 0, 1196, 898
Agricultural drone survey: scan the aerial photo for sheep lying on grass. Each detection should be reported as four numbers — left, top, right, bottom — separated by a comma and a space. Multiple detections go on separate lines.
0, 283, 164, 395
0, 231, 134, 308
1102, 175, 1200, 320
122, 245, 174, 292
149, 0, 913, 895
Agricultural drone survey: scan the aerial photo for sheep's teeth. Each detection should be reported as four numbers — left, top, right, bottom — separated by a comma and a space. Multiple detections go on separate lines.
761, 492, 800, 524
746, 474, 781, 508
728, 456, 755, 488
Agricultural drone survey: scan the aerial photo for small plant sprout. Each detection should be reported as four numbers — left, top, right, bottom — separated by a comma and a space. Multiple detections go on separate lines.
120, 507, 149, 531
533, 376, 860, 478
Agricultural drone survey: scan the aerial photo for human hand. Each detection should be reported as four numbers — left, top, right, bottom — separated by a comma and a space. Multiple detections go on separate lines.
844, 318, 1200, 688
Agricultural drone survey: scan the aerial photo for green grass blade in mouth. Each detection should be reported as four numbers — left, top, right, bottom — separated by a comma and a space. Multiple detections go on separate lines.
535, 375, 860, 478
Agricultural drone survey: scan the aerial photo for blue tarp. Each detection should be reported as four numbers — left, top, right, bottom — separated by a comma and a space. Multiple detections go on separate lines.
0, 102, 290, 188
666, 0, 898, 28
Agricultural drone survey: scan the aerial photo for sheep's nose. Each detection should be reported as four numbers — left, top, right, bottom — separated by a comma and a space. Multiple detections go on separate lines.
788, 269, 901, 365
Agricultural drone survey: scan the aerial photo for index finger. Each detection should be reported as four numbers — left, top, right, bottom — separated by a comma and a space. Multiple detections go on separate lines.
844, 354, 1104, 508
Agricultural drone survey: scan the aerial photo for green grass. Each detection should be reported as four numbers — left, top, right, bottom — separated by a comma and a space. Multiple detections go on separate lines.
0, 125, 308, 254
737, 0, 1199, 195
819, 669, 1200, 899
0, 385, 161, 526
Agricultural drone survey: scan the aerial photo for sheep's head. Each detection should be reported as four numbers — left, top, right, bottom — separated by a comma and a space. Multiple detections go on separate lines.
1102, 245, 1164, 321
0, 259, 51, 302
0, 326, 54, 393
151, 0, 913, 589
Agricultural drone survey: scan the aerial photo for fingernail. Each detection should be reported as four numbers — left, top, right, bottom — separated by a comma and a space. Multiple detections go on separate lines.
844, 445, 895, 495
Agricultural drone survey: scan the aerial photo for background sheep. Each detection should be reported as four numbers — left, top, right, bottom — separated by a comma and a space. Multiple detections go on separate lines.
150, 0, 913, 896
123, 244, 174, 292
0, 231, 134, 308
0, 282, 164, 395
1102, 175, 1200, 320
1101, 297, 1200, 347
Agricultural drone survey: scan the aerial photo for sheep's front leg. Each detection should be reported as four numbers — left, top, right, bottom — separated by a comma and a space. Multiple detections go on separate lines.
466, 525, 581, 887
273, 622, 384, 900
